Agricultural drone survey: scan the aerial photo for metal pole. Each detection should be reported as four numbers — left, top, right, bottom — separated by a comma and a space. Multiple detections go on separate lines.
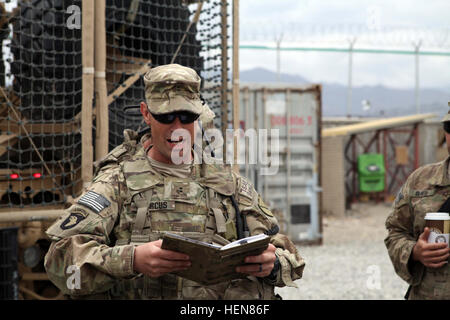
81, 0, 95, 187
352, 135, 356, 203
316, 85, 323, 244
262, 88, 268, 202
95, 0, 108, 160
383, 130, 388, 199
276, 34, 282, 81
347, 38, 356, 118
414, 41, 422, 114
232, 0, 240, 173
276, 40, 280, 81
286, 89, 291, 236
414, 124, 419, 169
221, 0, 229, 160
244, 87, 249, 178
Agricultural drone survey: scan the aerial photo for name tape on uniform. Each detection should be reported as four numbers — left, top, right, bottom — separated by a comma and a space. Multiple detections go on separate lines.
149, 201, 175, 211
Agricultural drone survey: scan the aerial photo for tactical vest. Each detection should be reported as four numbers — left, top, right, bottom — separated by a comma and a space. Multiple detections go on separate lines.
97, 132, 276, 300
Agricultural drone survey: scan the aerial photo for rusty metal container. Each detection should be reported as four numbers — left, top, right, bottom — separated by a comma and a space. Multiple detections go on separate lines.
236, 84, 323, 244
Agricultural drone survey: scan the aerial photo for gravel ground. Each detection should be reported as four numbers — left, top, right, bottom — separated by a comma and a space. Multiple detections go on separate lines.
275, 202, 409, 300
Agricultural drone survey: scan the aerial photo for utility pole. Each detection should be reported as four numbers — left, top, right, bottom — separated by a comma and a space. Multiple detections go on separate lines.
232, 0, 240, 173
346, 37, 357, 118
276, 34, 283, 81
413, 40, 422, 114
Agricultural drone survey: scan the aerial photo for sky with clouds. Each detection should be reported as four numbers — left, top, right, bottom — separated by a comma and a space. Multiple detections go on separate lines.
3, 0, 449, 92
238, 0, 450, 91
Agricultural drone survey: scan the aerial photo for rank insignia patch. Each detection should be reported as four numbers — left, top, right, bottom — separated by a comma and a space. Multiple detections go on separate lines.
239, 179, 253, 200
60, 212, 86, 230
77, 191, 111, 214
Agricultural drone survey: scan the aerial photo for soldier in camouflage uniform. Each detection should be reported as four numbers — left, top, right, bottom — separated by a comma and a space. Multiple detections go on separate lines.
44, 64, 305, 299
385, 105, 450, 300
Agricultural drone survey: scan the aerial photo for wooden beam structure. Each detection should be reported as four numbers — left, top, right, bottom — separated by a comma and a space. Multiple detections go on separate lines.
81, 0, 95, 186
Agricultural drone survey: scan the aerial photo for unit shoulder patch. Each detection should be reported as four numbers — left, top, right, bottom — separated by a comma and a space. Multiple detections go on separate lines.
60, 211, 87, 230
394, 189, 404, 207
258, 196, 273, 217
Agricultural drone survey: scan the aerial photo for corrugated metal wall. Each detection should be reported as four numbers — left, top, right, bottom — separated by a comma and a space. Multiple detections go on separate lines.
237, 84, 322, 244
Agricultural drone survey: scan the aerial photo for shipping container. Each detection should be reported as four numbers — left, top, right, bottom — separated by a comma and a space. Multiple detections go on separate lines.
234, 84, 322, 244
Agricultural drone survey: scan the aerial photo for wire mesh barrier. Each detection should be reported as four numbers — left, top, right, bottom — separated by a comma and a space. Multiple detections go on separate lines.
0, 0, 229, 209
106, 0, 227, 149
0, 0, 83, 209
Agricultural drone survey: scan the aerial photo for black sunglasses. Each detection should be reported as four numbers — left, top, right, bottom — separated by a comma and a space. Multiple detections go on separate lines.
151, 111, 200, 124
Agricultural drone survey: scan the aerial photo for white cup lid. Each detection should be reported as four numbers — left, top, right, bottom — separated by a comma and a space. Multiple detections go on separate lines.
425, 212, 450, 220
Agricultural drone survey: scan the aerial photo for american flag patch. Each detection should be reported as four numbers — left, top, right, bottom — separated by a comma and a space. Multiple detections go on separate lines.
77, 191, 111, 214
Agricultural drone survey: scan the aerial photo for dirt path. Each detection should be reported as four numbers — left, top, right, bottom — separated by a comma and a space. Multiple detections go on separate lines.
275, 202, 409, 300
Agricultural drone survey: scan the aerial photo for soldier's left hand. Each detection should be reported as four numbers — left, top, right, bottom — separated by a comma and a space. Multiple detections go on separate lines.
236, 243, 277, 278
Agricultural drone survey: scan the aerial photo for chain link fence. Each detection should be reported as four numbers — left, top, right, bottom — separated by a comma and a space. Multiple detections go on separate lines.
0, 0, 229, 209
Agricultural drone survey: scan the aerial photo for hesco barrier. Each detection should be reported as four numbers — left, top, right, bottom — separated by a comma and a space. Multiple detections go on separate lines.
0, 0, 230, 299
236, 84, 323, 244
0, 227, 19, 300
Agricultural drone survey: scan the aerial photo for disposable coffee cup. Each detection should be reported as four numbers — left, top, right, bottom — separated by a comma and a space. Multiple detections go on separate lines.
424, 212, 450, 247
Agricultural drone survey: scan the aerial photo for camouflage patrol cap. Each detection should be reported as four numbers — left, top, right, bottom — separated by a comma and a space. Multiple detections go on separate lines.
442, 101, 450, 122
143, 64, 215, 123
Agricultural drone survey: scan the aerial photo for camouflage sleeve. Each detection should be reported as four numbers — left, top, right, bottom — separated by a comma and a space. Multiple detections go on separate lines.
234, 174, 306, 288
44, 165, 137, 296
384, 172, 424, 286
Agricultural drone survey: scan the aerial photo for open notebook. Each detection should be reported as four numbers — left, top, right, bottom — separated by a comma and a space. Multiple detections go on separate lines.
161, 233, 270, 285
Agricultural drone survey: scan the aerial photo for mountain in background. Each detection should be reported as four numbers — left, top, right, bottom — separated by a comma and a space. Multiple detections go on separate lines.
239, 68, 449, 119
238, 67, 309, 84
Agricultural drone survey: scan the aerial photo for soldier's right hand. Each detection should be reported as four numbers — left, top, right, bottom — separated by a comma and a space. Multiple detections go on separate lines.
133, 239, 191, 278
412, 227, 450, 268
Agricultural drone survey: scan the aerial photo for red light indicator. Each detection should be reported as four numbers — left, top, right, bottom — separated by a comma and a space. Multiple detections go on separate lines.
10, 173, 19, 179
33, 173, 42, 178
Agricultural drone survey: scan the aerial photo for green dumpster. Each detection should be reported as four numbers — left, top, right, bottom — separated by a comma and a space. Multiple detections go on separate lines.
357, 153, 385, 193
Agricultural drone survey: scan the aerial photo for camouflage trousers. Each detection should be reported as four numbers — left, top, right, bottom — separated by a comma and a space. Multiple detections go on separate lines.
409, 263, 450, 300
68, 275, 279, 300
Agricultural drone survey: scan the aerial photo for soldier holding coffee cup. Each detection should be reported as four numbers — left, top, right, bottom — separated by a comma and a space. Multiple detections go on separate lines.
385, 103, 450, 300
